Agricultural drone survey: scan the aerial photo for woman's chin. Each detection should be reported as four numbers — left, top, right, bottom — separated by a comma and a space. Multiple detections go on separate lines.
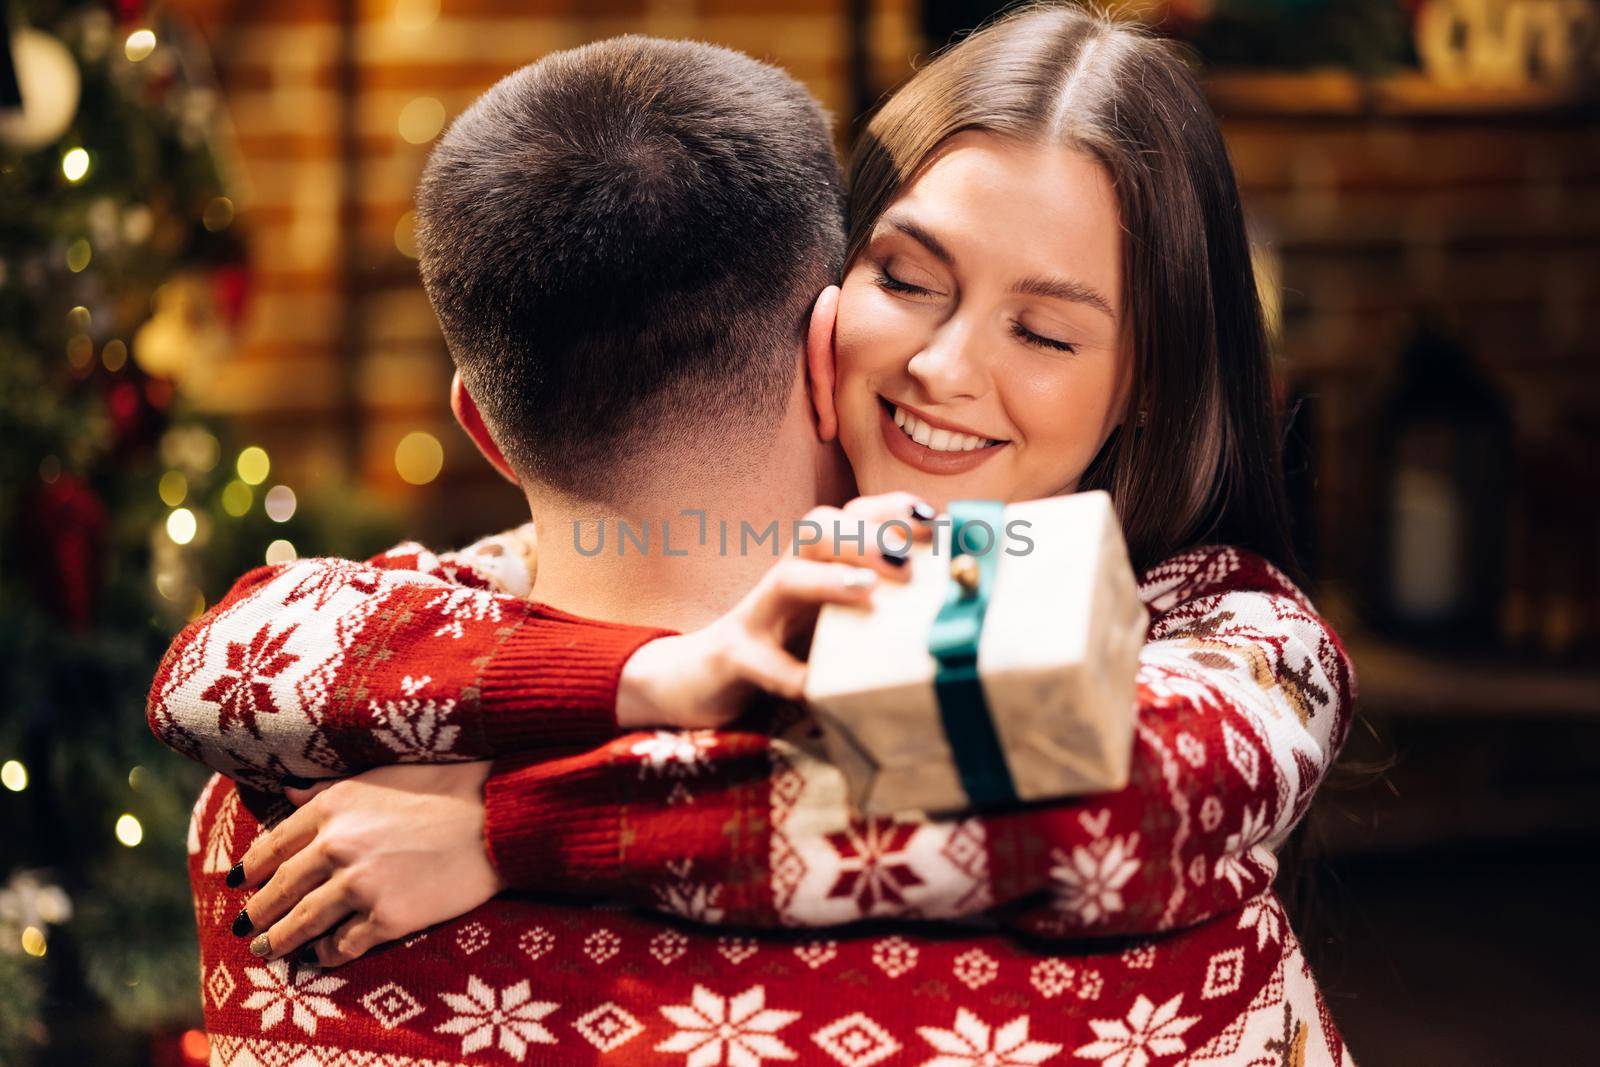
852, 455, 1010, 510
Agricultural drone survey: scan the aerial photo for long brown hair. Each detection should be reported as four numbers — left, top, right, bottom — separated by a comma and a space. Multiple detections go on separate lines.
846, 4, 1299, 579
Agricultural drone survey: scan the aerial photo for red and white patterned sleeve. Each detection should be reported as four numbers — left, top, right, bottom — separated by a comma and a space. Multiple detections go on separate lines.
480, 545, 1355, 938
146, 526, 671, 792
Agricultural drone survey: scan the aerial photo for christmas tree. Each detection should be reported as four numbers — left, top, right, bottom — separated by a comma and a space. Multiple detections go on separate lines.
1, 4, 394, 1061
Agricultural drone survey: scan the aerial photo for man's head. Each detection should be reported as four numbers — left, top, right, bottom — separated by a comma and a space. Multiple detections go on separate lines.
416, 36, 845, 501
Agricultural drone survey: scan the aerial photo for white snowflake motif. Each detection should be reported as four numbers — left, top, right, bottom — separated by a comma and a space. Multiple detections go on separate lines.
434, 976, 558, 1061
1073, 994, 1199, 1067
239, 958, 346, 1035
654, 859, 726, 923
632, 730, 717, 778
656, 984, 800, 1066
1049, 834, 1141, 925
1213, 806, 1269, 896
1236, 894, 1282, 951
369, 676, 461, 759
916, 1008, 1062, 1067
423, 587, 503, 639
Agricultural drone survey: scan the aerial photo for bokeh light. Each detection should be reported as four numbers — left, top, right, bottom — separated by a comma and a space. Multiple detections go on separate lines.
67, 333, 93, 370
21, 927, 46, 957
264, 485, 297, 523
236, 445, 270, 485
62, 147, 90, 182
203, 196, 234, 232
166, 507, 197, 545
1, 760, 27, 792
66, 238, 92, 272
115, 813, 144, 847
398, 97, 446, 144
102, 338, 128, 372
395, 430, 444, 485
393, 0, 440, 30
394, 210, 417, 259
158, 470, 188, 507
221, 480, 253, 516
265, 539, 297, 565
180, 1030, 210, 1065
124, 29, 157, 62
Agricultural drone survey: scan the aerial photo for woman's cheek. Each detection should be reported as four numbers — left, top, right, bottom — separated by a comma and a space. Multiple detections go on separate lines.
836, 290, 918, 382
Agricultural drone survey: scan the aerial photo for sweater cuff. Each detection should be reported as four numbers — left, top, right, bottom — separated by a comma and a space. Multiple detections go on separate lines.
477, 607, 675, 752
482, 751, 624, 891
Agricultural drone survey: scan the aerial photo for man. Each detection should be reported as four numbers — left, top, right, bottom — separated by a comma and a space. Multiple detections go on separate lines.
152, 35, 1349, 1066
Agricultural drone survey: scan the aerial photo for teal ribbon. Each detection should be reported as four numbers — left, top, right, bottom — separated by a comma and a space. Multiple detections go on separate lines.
927, 500, 1017, 809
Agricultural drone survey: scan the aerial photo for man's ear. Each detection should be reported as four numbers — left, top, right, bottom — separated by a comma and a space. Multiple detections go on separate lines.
805, 285, 842, 442
450, 371, 519, 486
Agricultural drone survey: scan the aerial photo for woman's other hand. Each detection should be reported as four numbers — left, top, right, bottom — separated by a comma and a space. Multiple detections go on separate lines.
228, 761, 502, 968
616, 491, 936, 730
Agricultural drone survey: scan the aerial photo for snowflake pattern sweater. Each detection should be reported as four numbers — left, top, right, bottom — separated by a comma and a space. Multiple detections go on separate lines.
150, 529, 1357, 1066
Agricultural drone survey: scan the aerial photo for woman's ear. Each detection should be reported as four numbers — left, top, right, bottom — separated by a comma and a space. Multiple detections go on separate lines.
450, 371, 519, 486
805, 285, 842, 442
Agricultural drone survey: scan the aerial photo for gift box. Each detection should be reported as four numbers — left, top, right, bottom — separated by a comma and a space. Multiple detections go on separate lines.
803, 491, 1148, 816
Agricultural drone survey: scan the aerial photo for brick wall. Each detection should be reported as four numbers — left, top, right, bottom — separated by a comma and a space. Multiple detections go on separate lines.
185, 3, 1599, 630
185, 0, 918, 544
1215, 83, 1600, 641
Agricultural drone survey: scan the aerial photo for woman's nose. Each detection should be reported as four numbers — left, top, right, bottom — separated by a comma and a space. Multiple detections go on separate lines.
906, 318, 987, 402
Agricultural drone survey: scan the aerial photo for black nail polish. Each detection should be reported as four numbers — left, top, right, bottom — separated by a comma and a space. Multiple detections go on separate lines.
297, 944, 320, 966
232, 909, 253, 938
225, 863, 245, 889
881, 548, 909, 568
281, 775, 317, 790
910, 503, 936, 523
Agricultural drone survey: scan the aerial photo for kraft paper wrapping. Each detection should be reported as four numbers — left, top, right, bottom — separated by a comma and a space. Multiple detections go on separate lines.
803, 491, 1148, 816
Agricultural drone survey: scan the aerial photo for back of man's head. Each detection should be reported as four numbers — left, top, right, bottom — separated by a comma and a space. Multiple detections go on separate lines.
416, 36, 845, 500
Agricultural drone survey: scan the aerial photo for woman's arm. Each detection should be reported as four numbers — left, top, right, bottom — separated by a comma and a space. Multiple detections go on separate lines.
232, 545, 1353, 966
146, 526, 673, 791
482, 546, 1353, 936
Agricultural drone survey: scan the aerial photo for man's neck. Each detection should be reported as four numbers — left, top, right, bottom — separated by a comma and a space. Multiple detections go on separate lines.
523, 418, 851, 633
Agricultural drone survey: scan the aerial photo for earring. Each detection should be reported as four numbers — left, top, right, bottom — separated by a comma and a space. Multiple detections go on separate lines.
1135, 409, 1147, 427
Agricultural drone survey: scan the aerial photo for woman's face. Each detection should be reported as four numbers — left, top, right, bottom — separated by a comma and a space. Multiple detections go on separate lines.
832, 131, 1130, 508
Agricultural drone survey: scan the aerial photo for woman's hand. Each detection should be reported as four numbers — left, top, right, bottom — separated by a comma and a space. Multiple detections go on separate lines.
616, 491, 935, 730
229, 761, 502, 968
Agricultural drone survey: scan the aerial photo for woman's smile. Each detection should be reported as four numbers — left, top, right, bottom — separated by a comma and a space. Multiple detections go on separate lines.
876, 395, 1011, 476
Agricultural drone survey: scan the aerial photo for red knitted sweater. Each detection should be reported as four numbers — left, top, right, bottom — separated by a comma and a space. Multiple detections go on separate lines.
150, 529, 1357, 1066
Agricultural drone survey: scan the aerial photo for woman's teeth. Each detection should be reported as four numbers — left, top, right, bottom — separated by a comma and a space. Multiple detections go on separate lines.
892, 404, 998, 452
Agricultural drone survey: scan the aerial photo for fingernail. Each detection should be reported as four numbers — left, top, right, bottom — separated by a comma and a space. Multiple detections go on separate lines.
232, 909, 253, 938
297, 944, 320, 966
225, 863, 245, 889
881, 549, 909, 568
910, 503, 936, 523
249, 933, 272, 958
842, 569, 876, 590
281, 775, 317, 790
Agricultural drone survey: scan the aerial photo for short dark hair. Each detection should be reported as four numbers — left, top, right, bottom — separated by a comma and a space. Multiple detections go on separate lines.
416, 36, 845, 498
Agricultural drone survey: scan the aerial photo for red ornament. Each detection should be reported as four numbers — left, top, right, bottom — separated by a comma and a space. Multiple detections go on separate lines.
20, 472, 108, 631
212, 263, 252, 332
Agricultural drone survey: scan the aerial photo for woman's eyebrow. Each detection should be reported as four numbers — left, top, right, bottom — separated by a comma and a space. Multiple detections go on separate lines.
1012, 274, 1116, 321
883, 213, 955, 267
883, 212, 1114, 321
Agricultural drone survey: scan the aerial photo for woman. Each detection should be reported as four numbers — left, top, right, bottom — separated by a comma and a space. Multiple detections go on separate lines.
158, 6, 1354, 1063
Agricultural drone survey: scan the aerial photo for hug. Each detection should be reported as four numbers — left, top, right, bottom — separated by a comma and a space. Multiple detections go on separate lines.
148, 6, 1355, 1065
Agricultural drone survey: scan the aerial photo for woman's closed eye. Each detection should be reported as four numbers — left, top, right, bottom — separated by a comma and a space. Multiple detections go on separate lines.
873, 259, 946, 299
1010, 320, 1077, 354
